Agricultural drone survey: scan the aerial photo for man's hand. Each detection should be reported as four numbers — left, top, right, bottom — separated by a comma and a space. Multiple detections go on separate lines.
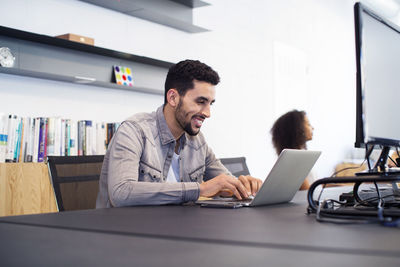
199, 174, 250, 200
237, 175, 263, 196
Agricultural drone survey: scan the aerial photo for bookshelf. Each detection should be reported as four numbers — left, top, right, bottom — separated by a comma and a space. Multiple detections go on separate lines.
79, 0, 210, 33
0, 25, 174, 95
0, 25, 173, 215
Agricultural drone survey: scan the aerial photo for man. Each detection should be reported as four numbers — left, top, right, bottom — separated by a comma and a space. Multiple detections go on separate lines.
96, 60, 262, 208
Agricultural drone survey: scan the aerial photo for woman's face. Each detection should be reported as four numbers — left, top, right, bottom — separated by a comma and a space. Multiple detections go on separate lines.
303, 115, 314, 141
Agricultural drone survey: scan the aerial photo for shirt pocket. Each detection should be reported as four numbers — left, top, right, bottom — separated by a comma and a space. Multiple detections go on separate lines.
139, 162, 162, 182
188, 165, 205, 182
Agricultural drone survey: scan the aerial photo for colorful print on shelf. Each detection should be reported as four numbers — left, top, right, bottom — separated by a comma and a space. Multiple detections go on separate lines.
113, 65, 134, 87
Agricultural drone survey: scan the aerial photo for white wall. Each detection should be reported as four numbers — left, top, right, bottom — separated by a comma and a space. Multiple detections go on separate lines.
0, 0, 362, 179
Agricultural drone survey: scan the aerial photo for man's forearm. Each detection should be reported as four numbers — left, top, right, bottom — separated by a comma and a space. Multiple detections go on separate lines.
109, 181, 200, 207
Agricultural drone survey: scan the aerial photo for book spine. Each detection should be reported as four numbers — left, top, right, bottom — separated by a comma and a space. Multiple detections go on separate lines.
0, 113, 115, 161
85, 120, 92, 156
96, 122, 106, 155
13, 117, 22, 162
65, 119, 70, 156
32, 118, 40, 163
78, 121, 82, 156
46, 117, 55, 156
82, 120, 86, 156
37, 118, 46, 163
5, 115, 17, 162
0, 113, 8, 163
19, 117, 29, 162
70, 120, 78, 156
60, 119, 66, 156
25, 117, 35, 162
43, 118, 48, 160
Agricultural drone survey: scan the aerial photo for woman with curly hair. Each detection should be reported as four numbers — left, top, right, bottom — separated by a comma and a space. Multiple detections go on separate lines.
270, 110, 314, 190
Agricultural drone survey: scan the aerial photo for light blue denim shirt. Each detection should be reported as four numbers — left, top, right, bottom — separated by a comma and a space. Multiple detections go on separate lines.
96, 105, 230, 208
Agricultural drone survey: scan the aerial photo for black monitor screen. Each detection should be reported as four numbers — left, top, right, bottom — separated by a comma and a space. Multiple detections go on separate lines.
355, 3, 400, 148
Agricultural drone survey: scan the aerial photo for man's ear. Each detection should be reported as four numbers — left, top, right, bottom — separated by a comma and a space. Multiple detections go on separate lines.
166, 89, 179, 107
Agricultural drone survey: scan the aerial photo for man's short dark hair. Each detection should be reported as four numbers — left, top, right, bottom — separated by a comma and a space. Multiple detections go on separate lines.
164, 59, 220, 104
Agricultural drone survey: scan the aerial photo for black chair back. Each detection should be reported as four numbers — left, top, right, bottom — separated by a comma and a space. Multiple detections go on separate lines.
47, 155, 104, 211
219, 157, 250, 177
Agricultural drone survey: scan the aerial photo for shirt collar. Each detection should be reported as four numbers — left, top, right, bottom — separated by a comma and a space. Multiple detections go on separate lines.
156, 105, 180, 145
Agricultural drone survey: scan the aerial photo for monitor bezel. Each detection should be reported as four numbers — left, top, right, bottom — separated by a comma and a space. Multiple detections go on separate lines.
354, 2, 400, 148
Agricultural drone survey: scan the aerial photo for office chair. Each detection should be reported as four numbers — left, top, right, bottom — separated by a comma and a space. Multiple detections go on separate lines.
47, 155, 104, 212
219, 157, 250, 177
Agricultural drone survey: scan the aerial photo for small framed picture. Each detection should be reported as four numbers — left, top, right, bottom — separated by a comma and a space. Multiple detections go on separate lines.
113, 65, 134, 86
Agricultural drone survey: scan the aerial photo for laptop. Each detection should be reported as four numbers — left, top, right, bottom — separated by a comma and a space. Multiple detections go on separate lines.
196, 149, 321, 208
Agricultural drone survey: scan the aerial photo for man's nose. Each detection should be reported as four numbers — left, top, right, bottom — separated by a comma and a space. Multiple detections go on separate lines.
201, 104, 211, 118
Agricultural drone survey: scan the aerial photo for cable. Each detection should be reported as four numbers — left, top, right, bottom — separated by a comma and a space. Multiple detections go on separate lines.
308, 144, 400, 227
330, 159, 366, 177
312, 179, 398, 226
373, 181, 384, 221
353, 194, 396, 207
316, 199, 384, 225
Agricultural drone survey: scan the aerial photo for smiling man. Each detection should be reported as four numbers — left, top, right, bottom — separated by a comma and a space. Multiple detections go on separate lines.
96, 60, 262, 207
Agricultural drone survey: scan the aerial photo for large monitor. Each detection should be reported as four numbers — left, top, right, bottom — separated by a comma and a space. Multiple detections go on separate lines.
354, 2, 400, 174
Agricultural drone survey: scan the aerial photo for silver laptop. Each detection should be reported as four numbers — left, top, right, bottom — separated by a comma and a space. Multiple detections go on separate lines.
197, 149, 321, 208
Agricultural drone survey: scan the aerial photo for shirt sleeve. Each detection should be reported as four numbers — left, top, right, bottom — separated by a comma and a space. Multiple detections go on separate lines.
106, 122, 200, 207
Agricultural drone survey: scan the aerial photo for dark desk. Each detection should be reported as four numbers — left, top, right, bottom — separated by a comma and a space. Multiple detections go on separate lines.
1, 190, 400, 266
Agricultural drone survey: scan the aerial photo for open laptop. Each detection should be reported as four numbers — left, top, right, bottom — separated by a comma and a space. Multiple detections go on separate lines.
196, 149, 321, 208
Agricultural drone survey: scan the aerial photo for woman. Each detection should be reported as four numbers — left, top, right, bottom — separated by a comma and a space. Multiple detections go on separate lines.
270, 110, 314, 190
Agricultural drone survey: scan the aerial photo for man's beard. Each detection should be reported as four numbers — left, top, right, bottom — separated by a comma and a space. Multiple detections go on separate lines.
175, 100, 200, 136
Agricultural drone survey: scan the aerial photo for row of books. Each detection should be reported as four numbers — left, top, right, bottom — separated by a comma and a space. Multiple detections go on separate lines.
0, 114, 120, 163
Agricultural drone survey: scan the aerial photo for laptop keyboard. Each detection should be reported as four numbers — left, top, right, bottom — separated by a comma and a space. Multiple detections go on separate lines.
219, 195, 254, 204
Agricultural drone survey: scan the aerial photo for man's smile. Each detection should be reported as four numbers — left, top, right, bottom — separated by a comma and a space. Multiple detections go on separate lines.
193, 115, 205, 128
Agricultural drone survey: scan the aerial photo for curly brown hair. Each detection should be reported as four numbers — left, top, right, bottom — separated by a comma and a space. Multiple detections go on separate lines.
164, 59, 220, 104
270, 110, 307, 155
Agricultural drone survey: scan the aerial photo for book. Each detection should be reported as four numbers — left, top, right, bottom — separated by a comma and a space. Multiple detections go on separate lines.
19, 117, 30, 162
6, 115, 19, 162
13, 118, 23, 162
65, 119, 70, 156
0, 113, 8, 163
60, 119, 66, 156
0, 113, 112, 162
69, 119, 78, 156
44, 118, 48, 159
96, 122, 106, 155
46, 117, 55, 156
37, 118, 47, 163
77, 120, 86, 156
25, 117, 35, 162
85, 120, 93, 156
32, 118, 41, 163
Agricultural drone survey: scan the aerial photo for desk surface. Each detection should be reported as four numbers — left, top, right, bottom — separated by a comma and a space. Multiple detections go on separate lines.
1, 222, 399, 267
1, 189, 400, 266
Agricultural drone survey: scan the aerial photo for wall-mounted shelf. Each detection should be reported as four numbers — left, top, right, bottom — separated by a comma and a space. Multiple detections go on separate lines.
79, 0, 210, 33
0, 25, 174, 95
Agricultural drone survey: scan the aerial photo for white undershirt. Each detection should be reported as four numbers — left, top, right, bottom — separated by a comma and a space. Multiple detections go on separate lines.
166, 152, 180, 182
